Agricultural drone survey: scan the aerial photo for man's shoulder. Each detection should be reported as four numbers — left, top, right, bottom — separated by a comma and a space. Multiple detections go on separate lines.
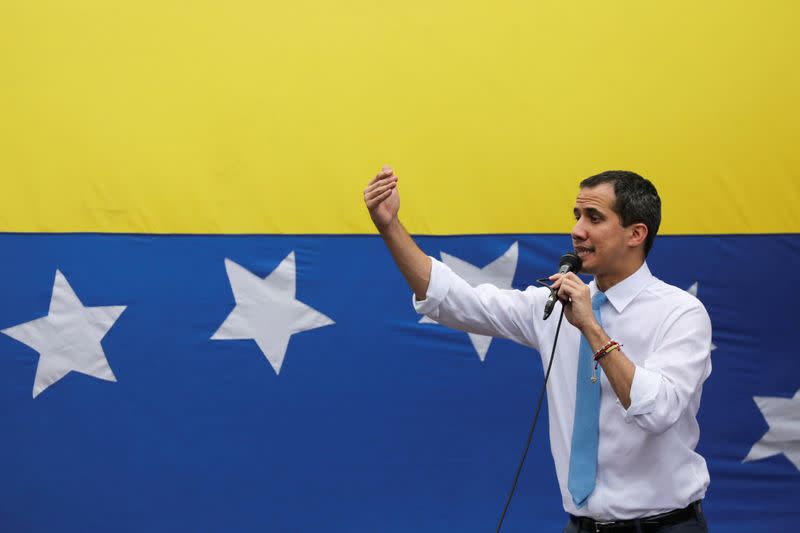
643, 276, 707, 313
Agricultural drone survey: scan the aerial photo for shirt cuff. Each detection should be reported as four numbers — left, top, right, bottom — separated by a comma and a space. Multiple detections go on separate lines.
621, 365, 661, 420
412, 257, 452, 315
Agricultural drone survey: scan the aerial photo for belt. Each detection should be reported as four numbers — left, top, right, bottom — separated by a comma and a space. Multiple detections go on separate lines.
569, 500, 702, 532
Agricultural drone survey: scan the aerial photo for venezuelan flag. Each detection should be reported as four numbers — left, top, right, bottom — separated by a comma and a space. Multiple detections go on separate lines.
1, 1, 798, 531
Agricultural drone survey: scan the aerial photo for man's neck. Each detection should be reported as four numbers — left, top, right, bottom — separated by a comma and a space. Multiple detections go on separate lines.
594, 258, 646, 292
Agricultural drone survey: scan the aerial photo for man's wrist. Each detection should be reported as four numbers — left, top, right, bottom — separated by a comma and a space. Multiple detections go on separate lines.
582, 321, 608, 349
378, 217, 402, 236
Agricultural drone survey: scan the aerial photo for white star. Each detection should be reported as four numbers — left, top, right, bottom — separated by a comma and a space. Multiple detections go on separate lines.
743, 389, 800, 471
211, 252, 334, 374
420, 242, 518, 361
686, 282, 717, 351
1, 270, 125, 398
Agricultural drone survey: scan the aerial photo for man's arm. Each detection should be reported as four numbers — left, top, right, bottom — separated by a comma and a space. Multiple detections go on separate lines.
363, 166, 431, 301
553, 272, 712, 431
363, 166, 540, 349
583, 321, 635, 408
615, 304, 712, 433
379, 219, 432, 302
551, 272, 636, 407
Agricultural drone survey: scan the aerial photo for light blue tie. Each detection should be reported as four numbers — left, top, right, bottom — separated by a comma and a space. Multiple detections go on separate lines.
567, 291, 607, 508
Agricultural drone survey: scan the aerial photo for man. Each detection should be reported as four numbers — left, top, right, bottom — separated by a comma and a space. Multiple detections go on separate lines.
363, 167, 712, 532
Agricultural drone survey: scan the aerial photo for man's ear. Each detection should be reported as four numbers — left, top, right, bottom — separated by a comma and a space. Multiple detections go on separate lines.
627, 223, 648, 249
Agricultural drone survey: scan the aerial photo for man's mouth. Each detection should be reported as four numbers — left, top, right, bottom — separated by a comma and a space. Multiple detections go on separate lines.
574, 246, 595, 258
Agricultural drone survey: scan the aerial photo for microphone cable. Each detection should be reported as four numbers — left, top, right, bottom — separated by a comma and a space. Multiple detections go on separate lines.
495, 293, 568, 533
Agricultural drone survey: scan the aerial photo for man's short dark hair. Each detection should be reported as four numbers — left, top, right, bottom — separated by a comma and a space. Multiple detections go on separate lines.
580, 170, 661, 257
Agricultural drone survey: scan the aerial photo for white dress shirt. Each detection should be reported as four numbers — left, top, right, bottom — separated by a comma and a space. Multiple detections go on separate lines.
413, 259, 712, 520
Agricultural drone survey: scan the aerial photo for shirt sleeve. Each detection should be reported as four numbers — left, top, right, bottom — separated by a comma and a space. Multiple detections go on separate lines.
412, 257, 542, 349
620, 301, 713, 434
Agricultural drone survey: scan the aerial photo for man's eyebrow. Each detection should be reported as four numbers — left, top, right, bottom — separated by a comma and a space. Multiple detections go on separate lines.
574, 206, 605, 217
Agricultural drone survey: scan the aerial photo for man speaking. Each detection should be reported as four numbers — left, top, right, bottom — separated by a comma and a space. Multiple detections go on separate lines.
363, 167, 712, 532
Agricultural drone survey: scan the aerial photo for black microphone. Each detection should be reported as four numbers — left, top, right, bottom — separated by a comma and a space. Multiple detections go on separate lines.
542, 253, 582, 320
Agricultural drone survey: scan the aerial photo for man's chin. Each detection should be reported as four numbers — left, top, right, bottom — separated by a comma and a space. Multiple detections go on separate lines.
577, 261, 596, 275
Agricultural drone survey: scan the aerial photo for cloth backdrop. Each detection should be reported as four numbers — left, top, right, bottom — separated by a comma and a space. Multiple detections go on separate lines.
1, 1, 798, 531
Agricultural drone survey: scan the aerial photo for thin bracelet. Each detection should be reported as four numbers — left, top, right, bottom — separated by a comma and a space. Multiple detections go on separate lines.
595, 342, 622, 362
591, 342, 623, 384
592, 340, 619, 362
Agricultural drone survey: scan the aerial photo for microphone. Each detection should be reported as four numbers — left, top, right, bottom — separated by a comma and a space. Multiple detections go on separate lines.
542, 253, 583, 320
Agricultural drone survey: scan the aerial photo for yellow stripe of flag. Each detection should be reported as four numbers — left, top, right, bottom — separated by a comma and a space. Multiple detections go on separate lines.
1, 0, 798, 234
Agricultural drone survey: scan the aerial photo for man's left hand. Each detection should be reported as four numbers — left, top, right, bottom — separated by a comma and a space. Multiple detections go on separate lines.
548, 272, 598, 333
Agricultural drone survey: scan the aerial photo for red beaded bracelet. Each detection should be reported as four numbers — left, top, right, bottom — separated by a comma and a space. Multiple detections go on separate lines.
592, 340, 621, 362
591, 341, 623, 384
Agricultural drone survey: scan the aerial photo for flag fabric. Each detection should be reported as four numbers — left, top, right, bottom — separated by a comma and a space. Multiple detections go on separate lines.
0, 233, 797, 531
1, 1, 798, 531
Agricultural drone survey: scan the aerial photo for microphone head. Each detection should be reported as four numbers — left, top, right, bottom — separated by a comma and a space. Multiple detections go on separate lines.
559, 252, 582, 274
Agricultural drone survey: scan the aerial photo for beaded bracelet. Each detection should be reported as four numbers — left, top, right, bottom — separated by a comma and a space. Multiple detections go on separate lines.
592, 340, 621, 362
591, 341, 623, 384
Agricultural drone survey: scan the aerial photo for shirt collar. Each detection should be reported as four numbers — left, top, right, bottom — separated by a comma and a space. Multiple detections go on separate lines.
589, 262, 654, 313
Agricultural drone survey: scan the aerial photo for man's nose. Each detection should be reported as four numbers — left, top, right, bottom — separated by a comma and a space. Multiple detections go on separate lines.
571, 218, 587, 241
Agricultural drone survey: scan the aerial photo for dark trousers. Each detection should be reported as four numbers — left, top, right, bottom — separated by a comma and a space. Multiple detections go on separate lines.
562, 505, 708, 533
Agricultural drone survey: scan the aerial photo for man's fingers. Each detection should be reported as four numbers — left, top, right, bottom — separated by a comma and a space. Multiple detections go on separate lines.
368, 168, 395, 186
364, 181, 390, 198
551, 272, 585, 294
557, 284, 570, 301
364, 187, 394, 207
365, 184, 395, 205
366, 173, 397, 190
548, 273, 564, 290
557, 278, 578, 300
557, 276, 592, 304
365, 188, 393, 209
369, 174, 398, 189
364, 181, 396, 202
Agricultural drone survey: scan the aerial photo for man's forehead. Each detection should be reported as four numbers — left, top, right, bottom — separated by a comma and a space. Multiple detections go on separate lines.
575, 183, 616, 209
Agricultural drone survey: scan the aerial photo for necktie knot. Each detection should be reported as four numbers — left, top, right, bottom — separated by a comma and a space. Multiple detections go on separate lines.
592, 292, 607, 310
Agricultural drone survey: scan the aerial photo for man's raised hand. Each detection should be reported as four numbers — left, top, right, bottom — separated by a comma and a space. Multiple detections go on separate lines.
364, 165, 400, 232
